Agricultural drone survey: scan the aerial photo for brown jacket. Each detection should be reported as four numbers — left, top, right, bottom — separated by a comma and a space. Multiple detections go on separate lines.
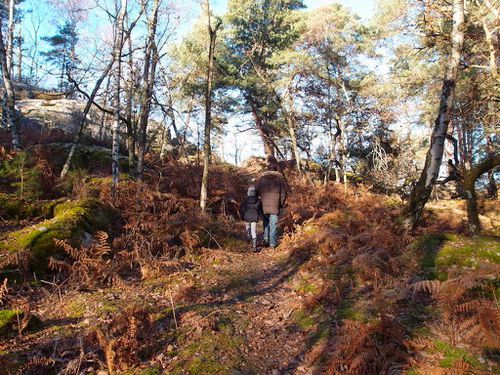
255, 171, 287, 215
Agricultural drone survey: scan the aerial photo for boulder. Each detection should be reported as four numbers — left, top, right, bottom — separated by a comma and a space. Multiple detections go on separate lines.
0, 198, 114, 275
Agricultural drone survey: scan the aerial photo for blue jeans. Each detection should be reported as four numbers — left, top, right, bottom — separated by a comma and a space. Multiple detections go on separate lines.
263, 214, 278, 248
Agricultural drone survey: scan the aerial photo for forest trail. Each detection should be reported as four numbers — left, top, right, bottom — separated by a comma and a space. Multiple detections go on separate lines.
164, 232, 316, 374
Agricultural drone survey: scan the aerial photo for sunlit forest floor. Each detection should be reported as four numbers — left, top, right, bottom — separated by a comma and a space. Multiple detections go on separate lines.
0, 133, 499, 374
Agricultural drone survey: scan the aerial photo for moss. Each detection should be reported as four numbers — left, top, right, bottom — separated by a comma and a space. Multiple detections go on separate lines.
0, 193, 61, 220
98, 300, 119, 315
413, 234, 500, 280
432, 339, 482, 369
294, 310, 316, 330
384, 197, 402, 209
436, 235, 500, 277
411, 233, 451, 279
335, 300, 368, 322
139, 368, 161, 375
171, 321, 247, 375
293, 306, 329, 331
0, 198, 114, 275
0, 309, 41, 337
65, 300, 86, 319
296, 280, 317, 294
0, 310, 19, 333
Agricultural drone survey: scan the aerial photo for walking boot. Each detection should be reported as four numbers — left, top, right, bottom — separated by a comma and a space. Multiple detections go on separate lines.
252, 238, 258, 252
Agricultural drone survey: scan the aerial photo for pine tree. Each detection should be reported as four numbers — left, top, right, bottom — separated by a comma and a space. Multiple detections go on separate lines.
41, 21, 78, 91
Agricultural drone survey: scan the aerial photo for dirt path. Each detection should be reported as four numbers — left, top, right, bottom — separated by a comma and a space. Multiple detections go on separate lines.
2, 223, 321, 374
166, 241, 317, 374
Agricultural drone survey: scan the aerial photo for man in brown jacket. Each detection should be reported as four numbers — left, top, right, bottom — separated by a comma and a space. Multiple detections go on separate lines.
255, 162, 287, 249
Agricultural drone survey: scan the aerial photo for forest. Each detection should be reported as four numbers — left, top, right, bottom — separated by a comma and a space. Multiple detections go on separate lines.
0, 0, 499, 374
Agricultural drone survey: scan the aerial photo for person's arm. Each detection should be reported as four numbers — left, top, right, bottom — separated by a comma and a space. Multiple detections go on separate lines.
240, 201, 246, 219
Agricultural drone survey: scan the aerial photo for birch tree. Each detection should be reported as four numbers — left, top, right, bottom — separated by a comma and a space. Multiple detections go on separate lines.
404, 0, 466, 228
6, 0, 14, 76
112, 0, 127, 193
0, 11, 20, 150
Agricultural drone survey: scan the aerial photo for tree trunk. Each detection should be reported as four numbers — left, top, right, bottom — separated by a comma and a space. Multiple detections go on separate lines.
0, 17, 20, 150
160, 124, 171, 161
404, 0, 465, 229
60, 57, 116, 178
16, 27, 22, 82
112, 0, 127, 194
136, 0, 160, 179
6, 0, 14, 76
463, 154, 500, 235
288, 115, 301, 174
480, 10, 498, 80
249, 102, 275, 158
200, 0, 220, 212
125, 18, 136, 172
98, 76, 111, 140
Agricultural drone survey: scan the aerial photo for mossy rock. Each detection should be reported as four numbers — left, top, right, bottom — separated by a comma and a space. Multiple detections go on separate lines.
0, 198, 115, 275
0, 193, 62, 220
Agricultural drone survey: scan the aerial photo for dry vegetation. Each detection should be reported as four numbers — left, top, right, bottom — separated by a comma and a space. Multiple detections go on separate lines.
0, 156, 499, 374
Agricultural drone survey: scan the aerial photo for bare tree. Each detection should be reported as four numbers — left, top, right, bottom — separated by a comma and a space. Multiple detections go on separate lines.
60, 57, 116, 179
0, 14, 20, 150
6, 0, 14, 76
112, 0, 127, 193
16, 26, 21, 81
136, 0, 160, 179
200, 0, 222, 211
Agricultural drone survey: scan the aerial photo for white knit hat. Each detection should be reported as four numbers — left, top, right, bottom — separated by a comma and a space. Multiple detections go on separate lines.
247, 186, 256, 196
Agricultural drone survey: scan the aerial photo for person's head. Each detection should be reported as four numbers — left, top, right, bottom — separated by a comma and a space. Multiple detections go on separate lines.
267, 163, 278, 171
247, 186, 256, 197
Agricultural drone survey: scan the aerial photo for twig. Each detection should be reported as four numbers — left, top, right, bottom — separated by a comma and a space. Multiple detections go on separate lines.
16, 309, 22, 337
168, 287, 178, 333
201, 227, 222, 249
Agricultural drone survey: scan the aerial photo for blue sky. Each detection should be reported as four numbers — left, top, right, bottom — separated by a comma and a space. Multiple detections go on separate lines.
210, 0, 375, 18
18, 0, 378, 163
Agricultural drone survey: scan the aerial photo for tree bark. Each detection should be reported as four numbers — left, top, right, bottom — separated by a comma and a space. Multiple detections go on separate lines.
136, 0, 160, 179
0, 16, 20, 150
6, 0, 14, 76
249, 100, 275, 158
98, 76, 111, 140
287, 113, 302, 174
404, 0, 465, 229
125, 24, 136, 172
60, 57, 116, 178
200, 0, 221, 211
16, 27, 22, 82
463, 153, 500, 235
112, 0, 127, 194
